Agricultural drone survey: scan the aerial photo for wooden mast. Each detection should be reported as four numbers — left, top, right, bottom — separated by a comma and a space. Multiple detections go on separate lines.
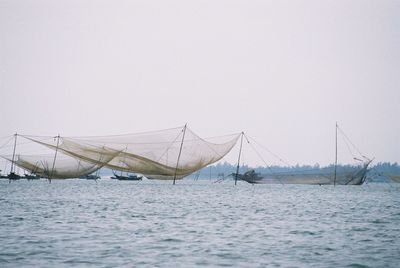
173, 124, 187, 185
334, 123, 338, 186
235, 132, 244, 185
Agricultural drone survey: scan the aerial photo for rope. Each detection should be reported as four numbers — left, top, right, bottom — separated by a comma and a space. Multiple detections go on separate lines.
243, 134, 284, 185
0, 136, 14, 151
339, 132, 357, 160
337, 126, 367, 159
53, 126, 185, 139
245, 135, 292, 167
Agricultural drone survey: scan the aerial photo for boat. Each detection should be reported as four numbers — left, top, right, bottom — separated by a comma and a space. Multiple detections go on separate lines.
7, 172, 21, 180
79, 174, 100, 180
24, 174, 41, 180
111, 173, 142, 181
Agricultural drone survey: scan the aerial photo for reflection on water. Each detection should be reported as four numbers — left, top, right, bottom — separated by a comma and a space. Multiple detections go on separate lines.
1, 180, 399, 267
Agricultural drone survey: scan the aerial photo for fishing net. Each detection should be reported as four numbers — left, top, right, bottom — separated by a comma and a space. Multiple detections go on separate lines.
10, 154, 105, 179
16, 126, 240, 180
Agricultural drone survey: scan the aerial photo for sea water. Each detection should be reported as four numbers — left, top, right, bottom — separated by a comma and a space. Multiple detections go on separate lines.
0, 179, 399, 267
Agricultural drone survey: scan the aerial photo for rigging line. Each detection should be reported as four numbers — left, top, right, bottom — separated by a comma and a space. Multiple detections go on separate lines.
337, 126, 365, 158
244, 134, 338, 176
17, 135, 56, 146
244, 134, 284, 185
17, 134, 63, 139
66, 137, 218, 145
0, 136, 14, 151
63, 126, 185, 139
0, 134, 14, 141
339, 131, 357, 160
246, 135, 292, 167
0, 138, 54, 150
203, 132, 243, 140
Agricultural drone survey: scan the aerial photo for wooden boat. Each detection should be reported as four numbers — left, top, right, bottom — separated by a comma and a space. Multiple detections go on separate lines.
7, 172, 21, 180
79, 174, 100, 180
111, 173, 142, 181
24, 174, 41, 180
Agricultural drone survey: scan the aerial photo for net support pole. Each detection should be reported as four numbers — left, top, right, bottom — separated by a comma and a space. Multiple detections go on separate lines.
235, 132, 244, 186
10, 133, 17, 174
334, 122, 338, 186
173, 124, 187, 185
49, 134, 60, 183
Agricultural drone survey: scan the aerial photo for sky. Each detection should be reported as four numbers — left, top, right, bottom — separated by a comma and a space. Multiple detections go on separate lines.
0, 0, 399, 166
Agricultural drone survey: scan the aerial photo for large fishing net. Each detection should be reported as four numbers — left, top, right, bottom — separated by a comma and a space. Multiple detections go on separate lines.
2, 126, 240, 180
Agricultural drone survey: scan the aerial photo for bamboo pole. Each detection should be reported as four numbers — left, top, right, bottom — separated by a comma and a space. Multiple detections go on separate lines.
235, 132, 244, 185
173, 124, 187, 185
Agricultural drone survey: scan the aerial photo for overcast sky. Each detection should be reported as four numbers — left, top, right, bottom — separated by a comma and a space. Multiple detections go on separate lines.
0, 0, 399, 166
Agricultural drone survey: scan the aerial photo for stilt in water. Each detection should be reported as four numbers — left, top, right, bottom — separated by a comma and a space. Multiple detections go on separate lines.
334, 122, 338, 186
235, 132, 244, 185
173, 124, 187, 185
9, 133, 18, 183
49, 134, 60, 183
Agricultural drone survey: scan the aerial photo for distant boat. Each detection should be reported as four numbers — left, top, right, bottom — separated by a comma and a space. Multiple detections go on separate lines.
111, 173, 142, 181
7, 172, 21, 181
79, 174, 100, 180
24, 174, 41, 180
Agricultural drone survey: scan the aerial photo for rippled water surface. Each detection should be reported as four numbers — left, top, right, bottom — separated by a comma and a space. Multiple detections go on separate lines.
1, 179, 399, 267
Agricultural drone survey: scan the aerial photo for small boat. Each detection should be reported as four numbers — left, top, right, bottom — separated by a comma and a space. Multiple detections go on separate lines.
7, 172, 21, 180
111, 173, 142, 181
24, 174, 41, 180
79, 174, 100, 180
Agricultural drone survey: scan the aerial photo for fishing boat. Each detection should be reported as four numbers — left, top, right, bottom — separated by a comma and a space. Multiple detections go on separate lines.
111, 173, 142, 181
24, 174, 41, 180
79, 174, 100, 180
7, 172, 21, 180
